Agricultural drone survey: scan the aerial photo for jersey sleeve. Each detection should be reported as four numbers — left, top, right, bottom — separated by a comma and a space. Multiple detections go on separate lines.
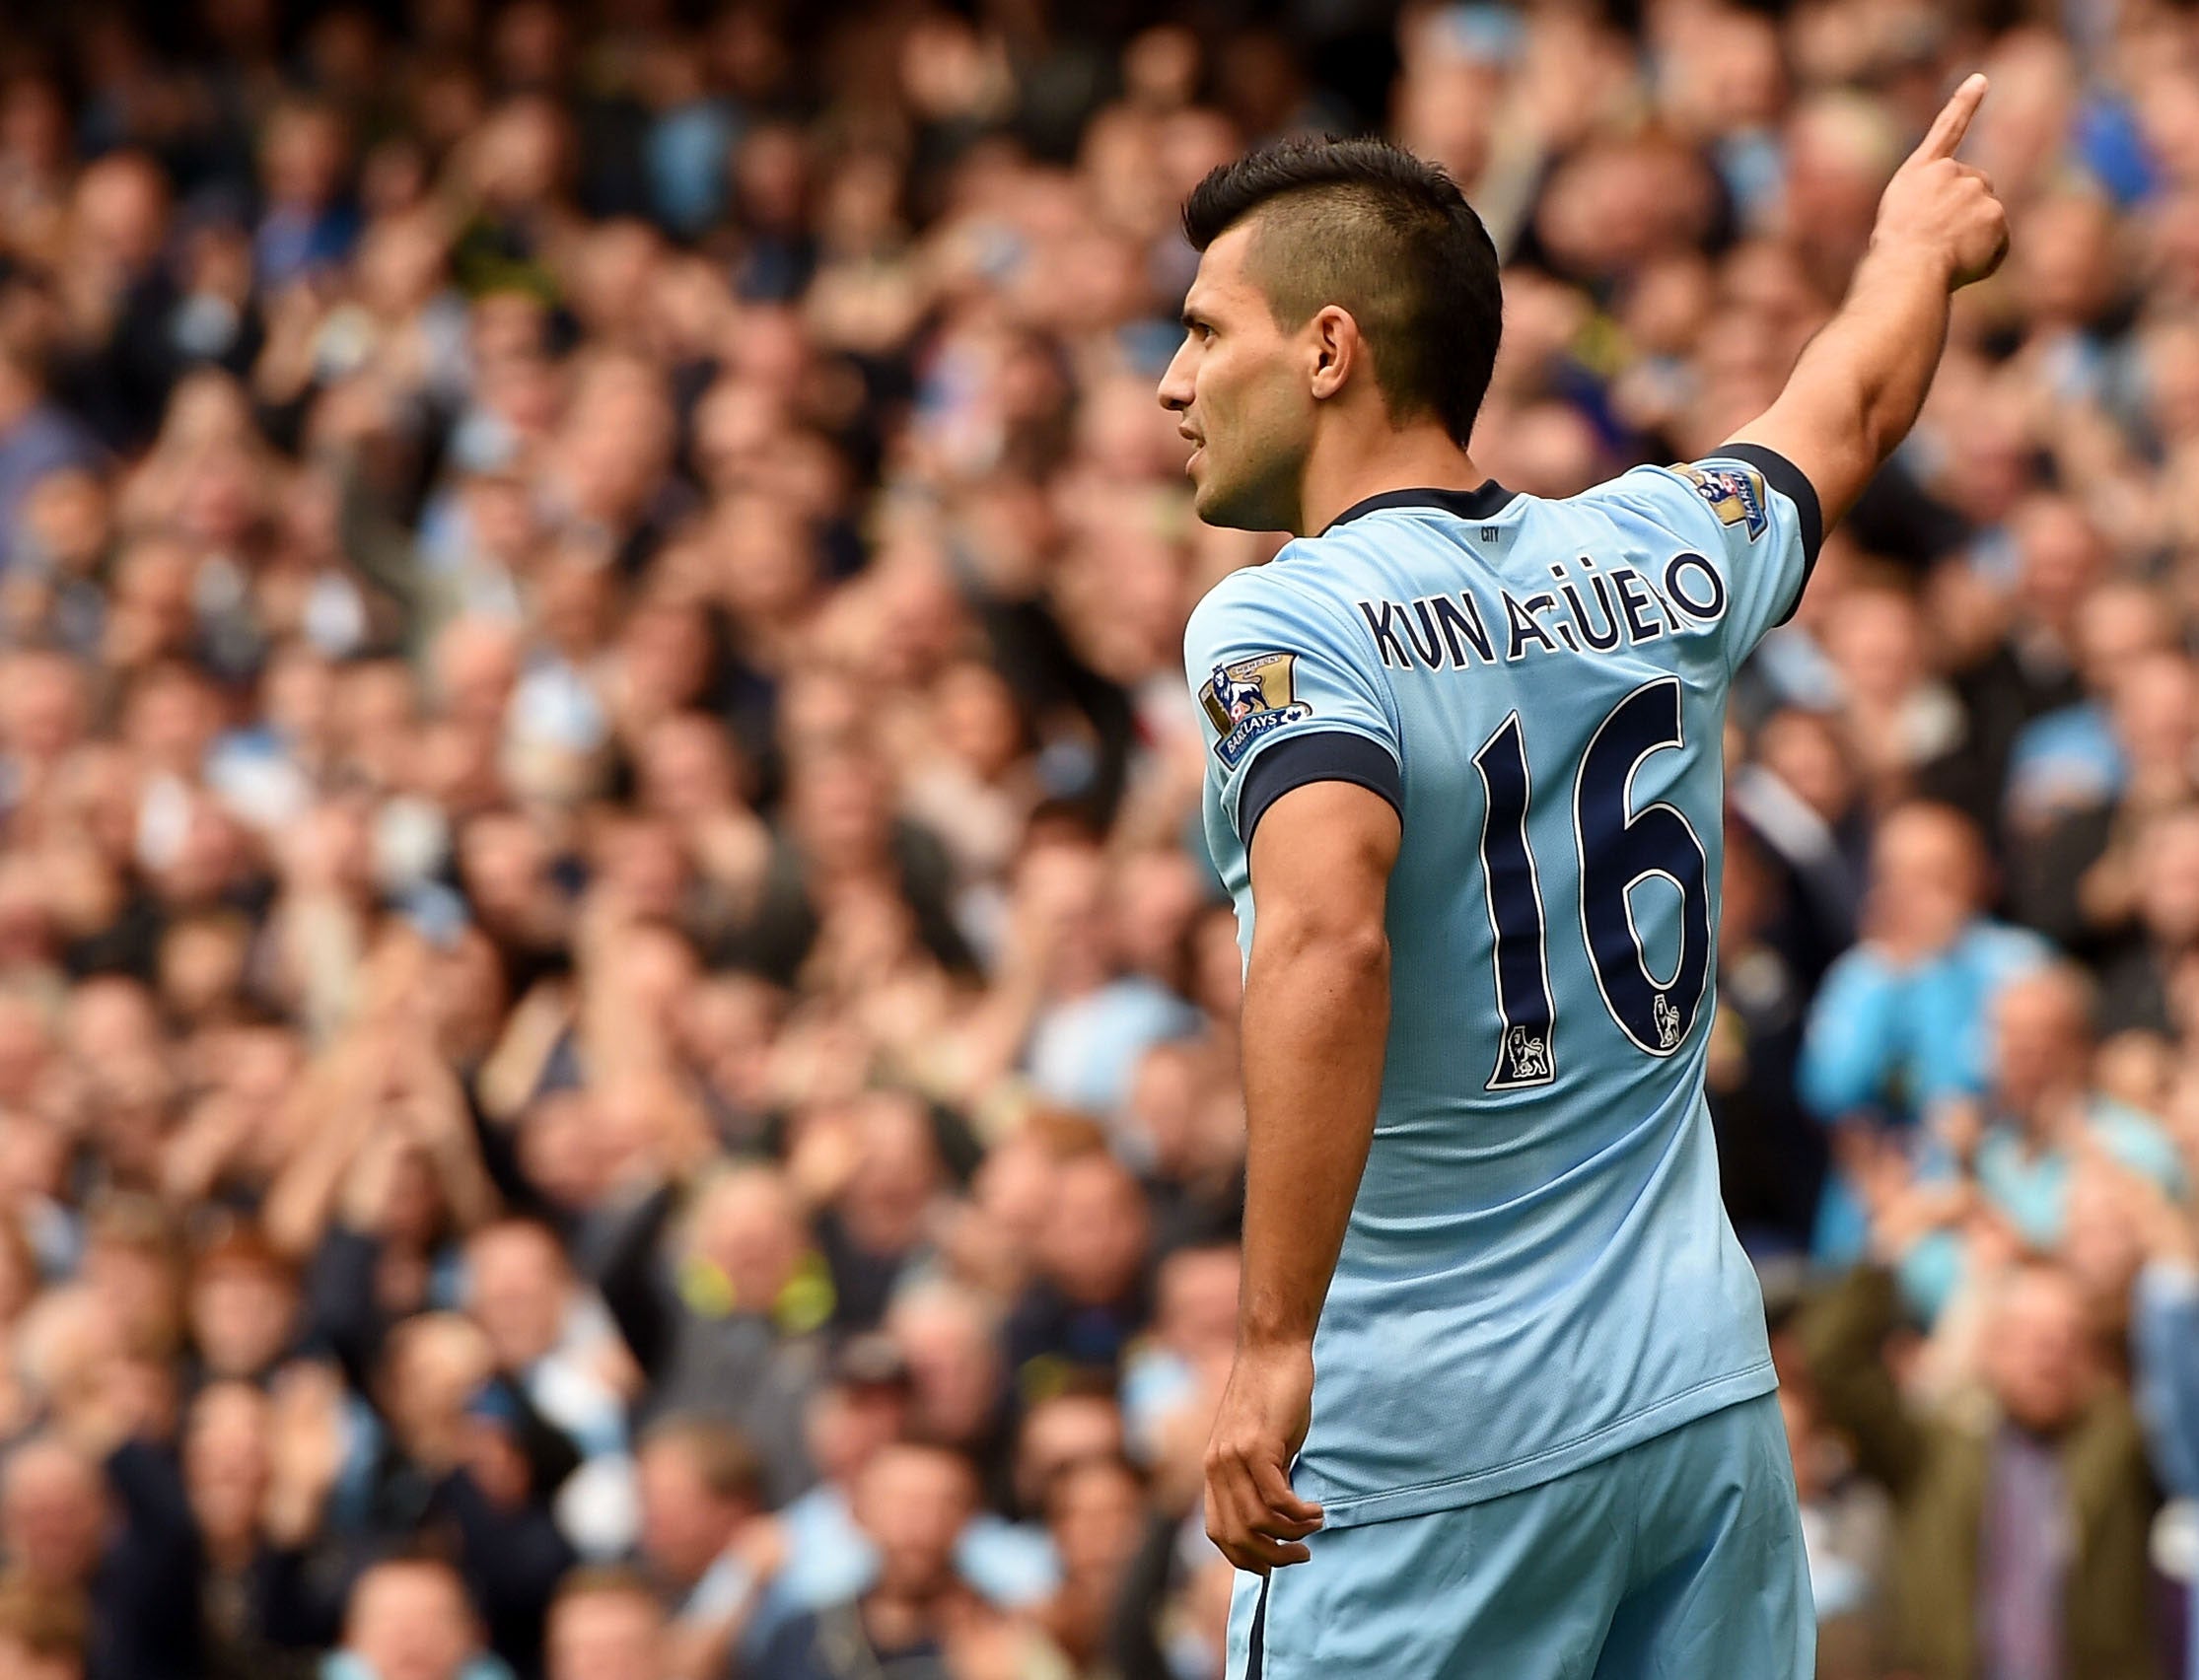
1585, 443, 1823, 667
1182, 566, 1403, 846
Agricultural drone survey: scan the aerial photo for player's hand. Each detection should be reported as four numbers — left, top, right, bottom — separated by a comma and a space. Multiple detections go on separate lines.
1872, 73, 2010, 292
1203, 1341, 1324, 1575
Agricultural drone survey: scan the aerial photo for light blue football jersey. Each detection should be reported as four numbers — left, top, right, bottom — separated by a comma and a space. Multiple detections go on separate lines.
1184, 448, 1821, 1527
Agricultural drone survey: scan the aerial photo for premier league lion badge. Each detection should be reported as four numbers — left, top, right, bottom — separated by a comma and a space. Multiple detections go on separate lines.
1674, 462, 1769, 542
1201, 653, 1312, 769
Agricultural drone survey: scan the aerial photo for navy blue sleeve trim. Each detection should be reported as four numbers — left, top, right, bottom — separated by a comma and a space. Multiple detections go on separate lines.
1238, 731, 1403, 846
1720, 443, 1823, 626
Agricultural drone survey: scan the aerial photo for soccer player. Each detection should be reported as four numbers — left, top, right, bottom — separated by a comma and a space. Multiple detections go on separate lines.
1162, 78, 2008, 1679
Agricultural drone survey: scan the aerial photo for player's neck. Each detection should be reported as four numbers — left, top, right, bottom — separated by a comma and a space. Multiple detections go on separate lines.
1295, 426, 1490, 537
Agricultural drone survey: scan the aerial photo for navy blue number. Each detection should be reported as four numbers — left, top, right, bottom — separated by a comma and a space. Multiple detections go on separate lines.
1472, 714, 1556, 1088
1472, 682, 1712, 1079
1573, 678, 1711, 1056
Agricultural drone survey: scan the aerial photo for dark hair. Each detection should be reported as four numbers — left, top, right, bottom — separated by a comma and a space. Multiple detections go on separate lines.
1181, 136, 1503, 446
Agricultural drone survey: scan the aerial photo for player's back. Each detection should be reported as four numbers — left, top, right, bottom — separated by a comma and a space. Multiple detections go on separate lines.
1184, 451, 1820, 1526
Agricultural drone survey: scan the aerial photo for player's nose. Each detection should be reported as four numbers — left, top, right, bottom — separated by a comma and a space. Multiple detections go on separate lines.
1157, 342, 1194, 413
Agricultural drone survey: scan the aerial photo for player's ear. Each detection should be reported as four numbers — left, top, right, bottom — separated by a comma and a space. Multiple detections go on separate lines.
1307, 305, 1357, 401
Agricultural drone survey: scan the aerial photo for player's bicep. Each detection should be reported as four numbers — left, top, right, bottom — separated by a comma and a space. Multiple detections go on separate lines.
1727, 386, 1875, 535
1245, 780, 1400, 948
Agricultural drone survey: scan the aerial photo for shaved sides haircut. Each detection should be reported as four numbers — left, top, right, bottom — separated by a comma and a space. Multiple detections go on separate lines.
1181, 136, 1503, 445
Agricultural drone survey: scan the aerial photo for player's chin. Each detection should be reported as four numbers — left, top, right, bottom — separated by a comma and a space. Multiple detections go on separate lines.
1190, 471, 1256, 531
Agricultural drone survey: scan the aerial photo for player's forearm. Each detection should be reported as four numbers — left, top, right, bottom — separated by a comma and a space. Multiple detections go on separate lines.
1236, 919, 1389, 1352
1733, 79, 2005, 539
1776, 243, 1952, 510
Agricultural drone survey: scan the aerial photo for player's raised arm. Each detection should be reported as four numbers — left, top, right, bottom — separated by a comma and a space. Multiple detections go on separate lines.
1729, 74, 2009, 536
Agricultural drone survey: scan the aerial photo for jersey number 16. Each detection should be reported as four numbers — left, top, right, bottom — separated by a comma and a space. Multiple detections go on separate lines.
1470, 676, 1711, 1091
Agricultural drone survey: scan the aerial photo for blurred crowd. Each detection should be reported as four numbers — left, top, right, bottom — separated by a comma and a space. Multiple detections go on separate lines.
0, 0, 2194, 1678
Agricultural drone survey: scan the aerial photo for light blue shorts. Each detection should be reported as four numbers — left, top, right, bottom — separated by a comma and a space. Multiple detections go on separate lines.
1227, 1391, 1813, 1679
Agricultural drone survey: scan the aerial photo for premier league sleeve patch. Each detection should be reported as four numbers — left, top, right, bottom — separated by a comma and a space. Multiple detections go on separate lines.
1200, 652, 1313, 769
1673, 462, 1769, 542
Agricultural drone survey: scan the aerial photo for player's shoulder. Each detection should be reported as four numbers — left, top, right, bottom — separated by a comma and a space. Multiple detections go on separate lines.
1568, 457, 1732, 518
1183, 553, 1353, 661
1586, 446, 1819, 547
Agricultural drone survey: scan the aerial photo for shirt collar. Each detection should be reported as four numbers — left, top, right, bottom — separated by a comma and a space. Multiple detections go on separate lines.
1321, 481, 1518, 533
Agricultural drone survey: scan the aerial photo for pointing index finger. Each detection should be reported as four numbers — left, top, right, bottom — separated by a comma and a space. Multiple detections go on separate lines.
1917, 73, 1989, 162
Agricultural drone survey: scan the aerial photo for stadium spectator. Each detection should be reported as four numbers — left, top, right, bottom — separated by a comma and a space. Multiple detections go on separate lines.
624, 1414, 763, 1666
1801, 802, 2049, 1257
746, 1441, 976, 1680
589, 1163, 823, 1500
183, 1223, 303, 1385
542, 1567, 665, 1680
0, 341, 102, 572
1033, 1452, 1146, 1671
2009, 646, 2199, 957
1004, 1149, 1152, 1392
0, 1435, 106, 1604
1881, 964, 2184, 1320
1777, 1358, 1893, 1680
809, 1089, 948, 1335
1710, 818, 1831, 1258
327, 1554, 511, 1680
1802, 1260, 2160, 1679
2132, 1182, 2199, 1680
2098, 803, 2199, 1036
459, 1218, 634, 1558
